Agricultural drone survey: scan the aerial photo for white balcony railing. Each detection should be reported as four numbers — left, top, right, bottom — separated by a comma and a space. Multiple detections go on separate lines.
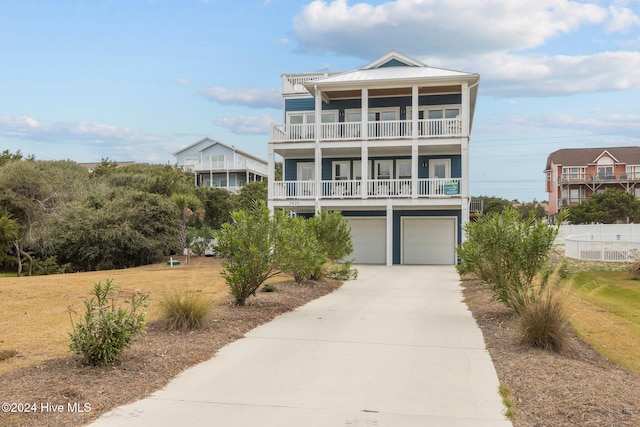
282, 73, 331, 95
272, 178, 462, 199
182, 159, 268, 176
271, 118, 463, 143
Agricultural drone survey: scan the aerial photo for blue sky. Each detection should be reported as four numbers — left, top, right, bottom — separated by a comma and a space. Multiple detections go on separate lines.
2, 0, 640, 202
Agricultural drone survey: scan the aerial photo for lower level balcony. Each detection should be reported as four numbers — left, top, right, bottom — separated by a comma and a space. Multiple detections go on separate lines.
271, 178, 462, 200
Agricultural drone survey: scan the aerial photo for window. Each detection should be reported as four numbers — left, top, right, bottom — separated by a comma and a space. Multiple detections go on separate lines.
627, 165, 640, 179
396, 160, 411, 179
562, 167, 584, 181
297, 162, 314, 181
597, 157, 615, 179
332, 161, 350, 181
408, 106, 461, 136
288, 111, 338, 140
353, 161, 362, 180
210, 154, 225, 169
429, 159, 451, 179
374, 160, 393, 180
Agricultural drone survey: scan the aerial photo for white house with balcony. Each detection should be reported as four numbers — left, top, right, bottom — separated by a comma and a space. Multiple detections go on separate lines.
267, 51, 480, 265
174, 138, 267, 193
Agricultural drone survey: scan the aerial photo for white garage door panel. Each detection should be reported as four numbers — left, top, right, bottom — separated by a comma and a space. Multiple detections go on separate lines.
403, 217, 456, 265
347, 218, 386, 264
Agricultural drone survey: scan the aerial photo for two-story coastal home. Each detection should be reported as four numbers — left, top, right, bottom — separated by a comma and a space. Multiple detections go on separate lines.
267, 51, 480, 265
174, 138, 267, 193
545, 146, 640, 220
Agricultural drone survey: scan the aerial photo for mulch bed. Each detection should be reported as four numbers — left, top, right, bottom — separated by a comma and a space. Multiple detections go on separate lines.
461, 275, 640, 426
0, 277, 341, 427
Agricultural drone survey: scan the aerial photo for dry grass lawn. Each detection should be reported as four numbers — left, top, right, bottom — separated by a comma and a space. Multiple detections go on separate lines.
0, 256, 234, 374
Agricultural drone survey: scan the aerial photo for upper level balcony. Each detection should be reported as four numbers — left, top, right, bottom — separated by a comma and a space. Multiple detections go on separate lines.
558, 172, 640, 184
272, 178, 462, 200
180, 159, 268, 176
282, 73, 335, 95
270, 118, 463, 143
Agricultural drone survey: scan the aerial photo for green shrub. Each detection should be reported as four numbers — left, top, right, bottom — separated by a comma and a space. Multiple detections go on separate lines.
275, 214, 326, 284
32, 256, 72, 276
215, 201, 279, 306
309, 211, 353, 262
457, 207, 561, 314
518, 284, 569, 353
69, 279, 148, 366
160, 291, 211, 330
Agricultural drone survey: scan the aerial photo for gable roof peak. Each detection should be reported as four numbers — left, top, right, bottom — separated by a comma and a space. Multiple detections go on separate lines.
361, 50, 426, 70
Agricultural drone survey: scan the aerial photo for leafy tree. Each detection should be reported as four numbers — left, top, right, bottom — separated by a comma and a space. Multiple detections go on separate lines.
457, 207, 561, 314
215, 201, 279, 306
275, 214, 326, 283
54, 190, 179, 270
309, 211, 353, 262
0, 160, 89, 275
568, 188, 640, 224
194, 186, 233, 229
475, 196, 512, 216
0, 214, 19, 253
170, 192, 203, 257
235, 180, 268, 212
515, 201, 547, 220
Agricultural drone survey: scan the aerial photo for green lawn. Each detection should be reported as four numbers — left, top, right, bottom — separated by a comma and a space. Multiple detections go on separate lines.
565, 269, 640, 374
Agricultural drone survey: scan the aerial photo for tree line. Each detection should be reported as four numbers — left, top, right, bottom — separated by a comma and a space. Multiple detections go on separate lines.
0, 151, 268, 275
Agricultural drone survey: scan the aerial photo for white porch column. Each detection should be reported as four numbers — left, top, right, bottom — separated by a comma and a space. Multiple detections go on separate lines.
315, 144, 322, 203
315, 85, 322, 142
412, 142, 419, 199
386, 200, 393, 266
411, 85, 419, 138
361, 146, 368, 199
361, 88, 368, 140
411, 85, 419, 198
461, 81, 469, 136
267, 145, 275, 212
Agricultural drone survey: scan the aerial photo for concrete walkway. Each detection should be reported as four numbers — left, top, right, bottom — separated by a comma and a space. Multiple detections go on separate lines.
90, 266, 511, 426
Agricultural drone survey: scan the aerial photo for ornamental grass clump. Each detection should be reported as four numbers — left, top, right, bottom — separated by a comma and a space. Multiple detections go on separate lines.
160, 291, 212, 331
69, 279, 148, 366
518, 283, 570, 353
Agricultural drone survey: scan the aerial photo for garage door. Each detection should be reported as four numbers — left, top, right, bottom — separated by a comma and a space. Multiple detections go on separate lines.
402, 217, 456, 265
347, 217, 386, 264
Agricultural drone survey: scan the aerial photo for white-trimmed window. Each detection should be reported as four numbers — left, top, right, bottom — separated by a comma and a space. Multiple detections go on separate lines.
353, 161, 362, 180
429, 159, 451, 179
627, 165, 640, 180
562, 166, 585, 181
597, 157, 614, 178
287, 111, 338, 140
374, 160, 393, 180
332, 161, 350, 181
396, 159, 412, 179
297, 162, 314, 181
210, 154, 225, 169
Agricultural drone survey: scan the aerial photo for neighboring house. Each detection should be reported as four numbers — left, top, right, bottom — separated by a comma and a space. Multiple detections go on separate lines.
545, 146, 640, 220
174, 138, 267, 192
267, 51, 480, 265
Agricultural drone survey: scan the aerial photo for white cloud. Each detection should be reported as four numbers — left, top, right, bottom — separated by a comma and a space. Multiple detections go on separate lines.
214, 114, 275, 135
175, 78, 191, 85
202, 87, 281, 109
606, 5, 640, 32
0, 115, 166, 144
292, 0, 608, 57
429, 51, 640, 96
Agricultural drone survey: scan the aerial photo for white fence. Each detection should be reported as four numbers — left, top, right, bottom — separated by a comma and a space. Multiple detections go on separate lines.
558, 224, 640, 262
565, 234, 640, 262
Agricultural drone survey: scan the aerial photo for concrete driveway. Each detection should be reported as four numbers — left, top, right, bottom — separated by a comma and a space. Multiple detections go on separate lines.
90, 265, 511, 426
